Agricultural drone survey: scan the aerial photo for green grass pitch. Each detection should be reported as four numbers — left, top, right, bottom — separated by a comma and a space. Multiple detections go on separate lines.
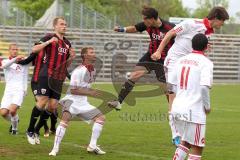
0, 83, 239, 160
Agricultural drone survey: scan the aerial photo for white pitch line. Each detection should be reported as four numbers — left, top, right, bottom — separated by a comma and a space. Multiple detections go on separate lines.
42, 138, 170, 160
214, 108, 240, 112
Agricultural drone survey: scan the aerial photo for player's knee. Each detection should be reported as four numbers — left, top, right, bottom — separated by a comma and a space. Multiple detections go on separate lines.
130, 71, 144, 80
36, 96, 49, 107
60, 121, 69, 128
181, 141, 191, 149
167, 83, 176, 94
95, 115, 105, 125
0, 109, 8, 117
9, 109, 17, 116
48, 100, 58, 110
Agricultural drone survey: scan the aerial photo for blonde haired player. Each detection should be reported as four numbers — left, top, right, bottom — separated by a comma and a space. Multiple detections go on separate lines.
171, 33, 213, 160
49, 47, 106, 156
0, 44, 28, 135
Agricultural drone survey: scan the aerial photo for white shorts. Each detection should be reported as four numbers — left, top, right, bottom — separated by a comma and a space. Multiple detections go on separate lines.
164, 55, 178, 84
0, 90, 24, 109
174, 120, 206, 147
59, 99, 102, 123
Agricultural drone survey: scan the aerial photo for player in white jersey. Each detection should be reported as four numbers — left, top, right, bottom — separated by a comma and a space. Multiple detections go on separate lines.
151, 6, 229, 146
49, 47, 106, 156
0, 44, 28, 135
170, 33, 213, 160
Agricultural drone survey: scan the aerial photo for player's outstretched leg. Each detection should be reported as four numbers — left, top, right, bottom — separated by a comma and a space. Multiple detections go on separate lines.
49, 111, 71, 156
87, 115, 106, 155
108, 66, 147, 110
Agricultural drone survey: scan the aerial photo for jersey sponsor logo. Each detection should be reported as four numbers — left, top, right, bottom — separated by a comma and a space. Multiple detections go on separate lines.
58, 47, 68, 55
151, 32, 165, 40
41, 88, 46, 95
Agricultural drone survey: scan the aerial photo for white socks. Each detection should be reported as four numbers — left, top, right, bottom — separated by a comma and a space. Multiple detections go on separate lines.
11, 114, 19, 131
53, 124, 66, 151
89, 122, 103, 148
172, 144, 189, 160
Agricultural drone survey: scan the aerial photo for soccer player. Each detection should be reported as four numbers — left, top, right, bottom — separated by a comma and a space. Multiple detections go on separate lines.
108, 6, 175, 110
171, 33, 213, 160
25, 17, 75, 145
151, 6, 229, 146
18, 53, 71, 137
0, 44, 28, 135
49, 47, 106, 156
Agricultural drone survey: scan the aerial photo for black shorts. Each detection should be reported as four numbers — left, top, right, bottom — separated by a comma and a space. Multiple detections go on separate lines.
136, 52, 166, 83
31, 77, 63, 100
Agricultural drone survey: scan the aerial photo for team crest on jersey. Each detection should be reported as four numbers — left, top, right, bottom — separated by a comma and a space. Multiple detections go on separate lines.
33, 90, 37, 95
41, 88, 46, 94
15, 65, 22, 71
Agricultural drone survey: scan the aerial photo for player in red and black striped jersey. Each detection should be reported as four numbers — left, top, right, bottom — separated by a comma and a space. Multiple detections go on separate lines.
108, 6, 175, 110
26, 17, 75, 145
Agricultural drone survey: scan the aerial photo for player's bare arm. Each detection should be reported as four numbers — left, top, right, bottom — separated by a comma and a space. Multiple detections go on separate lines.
151, 29, 176, 61
32, 37, 58, 53
114, 26, 137, 33
70, 88, 101, 97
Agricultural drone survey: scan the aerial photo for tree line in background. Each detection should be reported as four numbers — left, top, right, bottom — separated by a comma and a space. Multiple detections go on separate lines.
11, 0, 240, 34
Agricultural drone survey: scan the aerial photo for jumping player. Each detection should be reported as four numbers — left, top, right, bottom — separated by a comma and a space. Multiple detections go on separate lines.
108, 6, 175, 110
151, 6, 229, 146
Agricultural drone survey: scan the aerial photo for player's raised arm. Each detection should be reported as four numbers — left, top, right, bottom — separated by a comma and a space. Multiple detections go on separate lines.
32, 36, 58, 53
151, 29, 176, 61
114, 25, 138, 33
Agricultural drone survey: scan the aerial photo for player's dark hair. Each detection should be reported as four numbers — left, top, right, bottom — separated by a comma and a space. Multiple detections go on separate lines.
192, 33, 208, 51
53, 16, 65, 26
141, 6, 158, 20
81, 47, 94, 60
207, 6, 229, 21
